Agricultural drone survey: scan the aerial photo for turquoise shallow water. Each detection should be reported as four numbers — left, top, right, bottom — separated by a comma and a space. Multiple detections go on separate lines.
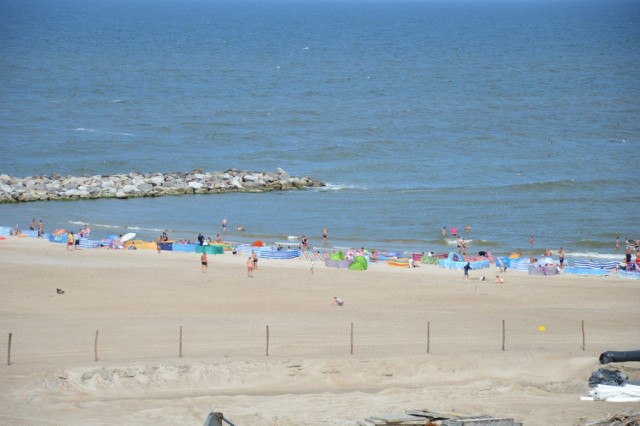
1, 0, 639, 259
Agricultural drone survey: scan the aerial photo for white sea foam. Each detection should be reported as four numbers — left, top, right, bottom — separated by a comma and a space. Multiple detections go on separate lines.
316, 183, 367, 191
568, 251, 626, 261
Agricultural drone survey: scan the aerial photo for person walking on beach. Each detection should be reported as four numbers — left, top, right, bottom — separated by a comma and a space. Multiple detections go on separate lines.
67, 231, 74, 251
558, 247, 565, 269
463, 262, 471, 279
201, 252, 208, 273
247, 256, 254, 278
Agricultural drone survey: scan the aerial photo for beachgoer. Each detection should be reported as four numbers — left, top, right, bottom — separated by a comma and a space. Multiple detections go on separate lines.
247, 256, 253, 277
37, 220, 43, 237
222, 218, 227, 232
236, 225, 244, 232
301, 235, 308, 249
463, 262, 471, 279
530, 235, 535, 246
74, 230, 81, 249
465, 224, 471, 233
201, 253, 208, 273
495, 275, 504, 284
197, 233, 205, 246
497, 257, 506, 272
67, 231, 74, 251
252, 250, 258, 271
558, 247, 565, 269
30, 218, 35, 231
333, 296, 344, 306
82, 224, 90, 237
451, 226, 458, 236
615, 235, 620, 250
215, 234, 222, 243
322, 227, 327, 245
129, 242, 137, 250
441, 227, 446, 238
310, 260, 315, 274
156, 235, 162, 253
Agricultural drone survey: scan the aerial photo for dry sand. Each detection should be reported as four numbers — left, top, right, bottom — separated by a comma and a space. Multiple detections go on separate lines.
1, 237, 639, 425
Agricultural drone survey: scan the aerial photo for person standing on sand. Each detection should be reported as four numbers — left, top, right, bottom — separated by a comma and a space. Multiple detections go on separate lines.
251, 250, 258, 271
67, 231, 74, 251
247, 256, 254, 277
463, 262, 471, 279
558, 247, 565, 269
201, 252, 208, 273
38, 220, 44, 237
322, 227, 328, 245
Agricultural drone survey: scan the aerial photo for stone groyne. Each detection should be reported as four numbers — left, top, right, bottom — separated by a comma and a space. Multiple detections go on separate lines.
0, 168, 324, 203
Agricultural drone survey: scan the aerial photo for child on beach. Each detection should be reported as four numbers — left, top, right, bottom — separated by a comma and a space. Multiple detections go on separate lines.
247, 256, 253, 277
495, 275, 504, 284
201, 253, 208, 273
332, 296, 344, 306
463, 262, 471, 279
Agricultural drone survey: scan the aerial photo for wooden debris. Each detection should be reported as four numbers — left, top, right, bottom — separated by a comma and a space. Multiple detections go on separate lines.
358, 409, 522, 426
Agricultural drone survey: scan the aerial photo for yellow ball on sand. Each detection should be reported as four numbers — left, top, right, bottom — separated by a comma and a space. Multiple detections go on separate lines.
538, 325, 546, 332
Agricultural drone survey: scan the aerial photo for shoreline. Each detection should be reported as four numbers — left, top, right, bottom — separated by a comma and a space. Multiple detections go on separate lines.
1, 236, 639, 425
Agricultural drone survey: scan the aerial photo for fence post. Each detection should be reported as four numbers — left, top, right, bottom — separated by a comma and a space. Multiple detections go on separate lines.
94, 330, 99, 362
7, 333, 12, 366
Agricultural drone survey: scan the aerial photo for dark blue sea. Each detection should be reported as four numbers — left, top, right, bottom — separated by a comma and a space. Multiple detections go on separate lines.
1, 0, 638, 259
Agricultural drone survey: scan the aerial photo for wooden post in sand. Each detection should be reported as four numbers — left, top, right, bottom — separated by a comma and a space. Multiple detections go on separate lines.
350, 322, 354, 355
179, 326, 183, 358
94, 330, 99, 362
7, 333, 12, 366
502, 320, 505, 351
581, 320, 585, 351
266, 325, 270, 357
427, 321, 430, 354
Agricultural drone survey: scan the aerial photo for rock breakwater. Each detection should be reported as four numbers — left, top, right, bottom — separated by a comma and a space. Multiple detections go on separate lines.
0, 168, 324, 203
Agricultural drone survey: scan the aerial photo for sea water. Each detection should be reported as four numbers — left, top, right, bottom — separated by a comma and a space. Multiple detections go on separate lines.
1, 0, 638, 259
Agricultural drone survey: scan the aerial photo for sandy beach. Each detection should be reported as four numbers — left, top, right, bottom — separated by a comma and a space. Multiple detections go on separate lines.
1, 237, 639, 425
